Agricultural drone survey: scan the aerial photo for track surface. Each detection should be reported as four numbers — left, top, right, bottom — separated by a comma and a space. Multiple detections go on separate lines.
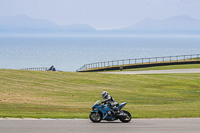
0, 118, 200, 133
101, 68, 200, 74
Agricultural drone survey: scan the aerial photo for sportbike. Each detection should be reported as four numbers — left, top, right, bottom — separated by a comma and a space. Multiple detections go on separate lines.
89, 100, 131, 123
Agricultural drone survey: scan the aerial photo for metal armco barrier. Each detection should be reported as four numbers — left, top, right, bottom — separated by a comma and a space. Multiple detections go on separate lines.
21, 67, 48, 71
76, 54, 200, 72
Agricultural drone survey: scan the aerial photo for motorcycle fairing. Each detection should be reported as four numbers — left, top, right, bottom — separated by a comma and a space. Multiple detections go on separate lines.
117, 102, 127, 110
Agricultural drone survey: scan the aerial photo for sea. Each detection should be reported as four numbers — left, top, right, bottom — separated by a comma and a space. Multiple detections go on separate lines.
0, 35, 200, 71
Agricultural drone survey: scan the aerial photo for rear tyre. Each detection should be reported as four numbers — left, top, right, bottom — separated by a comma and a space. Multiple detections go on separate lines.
89, 112, 102, 123
119, 110, 131, 123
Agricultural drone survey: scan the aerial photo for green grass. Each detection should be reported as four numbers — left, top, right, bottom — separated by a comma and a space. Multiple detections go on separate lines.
0, 68, 200, 119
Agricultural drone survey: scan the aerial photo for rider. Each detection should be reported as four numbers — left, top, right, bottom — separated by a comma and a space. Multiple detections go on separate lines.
101, 91, 120, 114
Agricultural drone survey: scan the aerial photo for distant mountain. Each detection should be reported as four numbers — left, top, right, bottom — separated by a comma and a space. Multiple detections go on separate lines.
0, 15, 200, 35
115, 15, 200, 33
0, 15, 96, 34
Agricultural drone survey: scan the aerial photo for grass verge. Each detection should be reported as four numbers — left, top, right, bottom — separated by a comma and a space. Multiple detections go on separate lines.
122, 64, 200, 71
103, 64, 200, 72
0, 69, 200, 118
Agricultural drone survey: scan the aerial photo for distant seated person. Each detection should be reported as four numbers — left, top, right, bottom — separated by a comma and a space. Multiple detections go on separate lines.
48, 65, 56, 71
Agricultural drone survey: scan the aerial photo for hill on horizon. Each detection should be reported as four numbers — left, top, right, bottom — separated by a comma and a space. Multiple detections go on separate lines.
0, 15, 200, 35
118, 15, 200, 32
0, 15, 96, 33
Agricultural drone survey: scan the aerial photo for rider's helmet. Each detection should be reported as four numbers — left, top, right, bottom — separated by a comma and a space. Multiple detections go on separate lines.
101, 91, 108, 99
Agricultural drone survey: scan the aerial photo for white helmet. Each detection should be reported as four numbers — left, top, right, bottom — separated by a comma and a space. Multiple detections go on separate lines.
102, 91, 108, 99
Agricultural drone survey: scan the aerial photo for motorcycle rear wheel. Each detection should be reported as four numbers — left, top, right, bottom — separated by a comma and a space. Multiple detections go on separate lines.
89, 112, 102, 123
119, 110, 131, 123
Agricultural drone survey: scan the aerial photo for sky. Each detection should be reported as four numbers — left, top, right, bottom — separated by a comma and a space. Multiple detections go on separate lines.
0, 0, 200, 30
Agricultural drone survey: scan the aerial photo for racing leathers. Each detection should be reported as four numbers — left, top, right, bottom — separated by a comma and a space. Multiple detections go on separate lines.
102, 95, 119, 114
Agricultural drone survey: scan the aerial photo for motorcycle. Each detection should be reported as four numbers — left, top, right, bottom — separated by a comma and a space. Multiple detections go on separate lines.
89, 100, 131, 123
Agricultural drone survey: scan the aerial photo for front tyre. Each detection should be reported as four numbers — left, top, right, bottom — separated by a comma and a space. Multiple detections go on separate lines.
89, 112, 102, 123
119, 110, 131, 123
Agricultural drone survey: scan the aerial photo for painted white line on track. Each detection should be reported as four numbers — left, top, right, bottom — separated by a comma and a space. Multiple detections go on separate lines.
1, 118, 200, 121
0, 118, 88, 120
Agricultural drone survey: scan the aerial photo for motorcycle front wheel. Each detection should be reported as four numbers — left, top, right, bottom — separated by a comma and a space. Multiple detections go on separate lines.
119, 110, 131, 123
89, 112, 102, 123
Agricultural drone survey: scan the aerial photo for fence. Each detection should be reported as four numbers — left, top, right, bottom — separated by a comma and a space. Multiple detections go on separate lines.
76, 54, 200, 72
21, 67, 48, 71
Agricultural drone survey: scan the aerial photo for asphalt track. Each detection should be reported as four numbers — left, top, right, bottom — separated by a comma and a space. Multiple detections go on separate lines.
101, 68, 200, 74
0, 118, 200, 133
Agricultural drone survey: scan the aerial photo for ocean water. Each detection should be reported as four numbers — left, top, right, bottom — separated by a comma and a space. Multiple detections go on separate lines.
0, 36, 200, 71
